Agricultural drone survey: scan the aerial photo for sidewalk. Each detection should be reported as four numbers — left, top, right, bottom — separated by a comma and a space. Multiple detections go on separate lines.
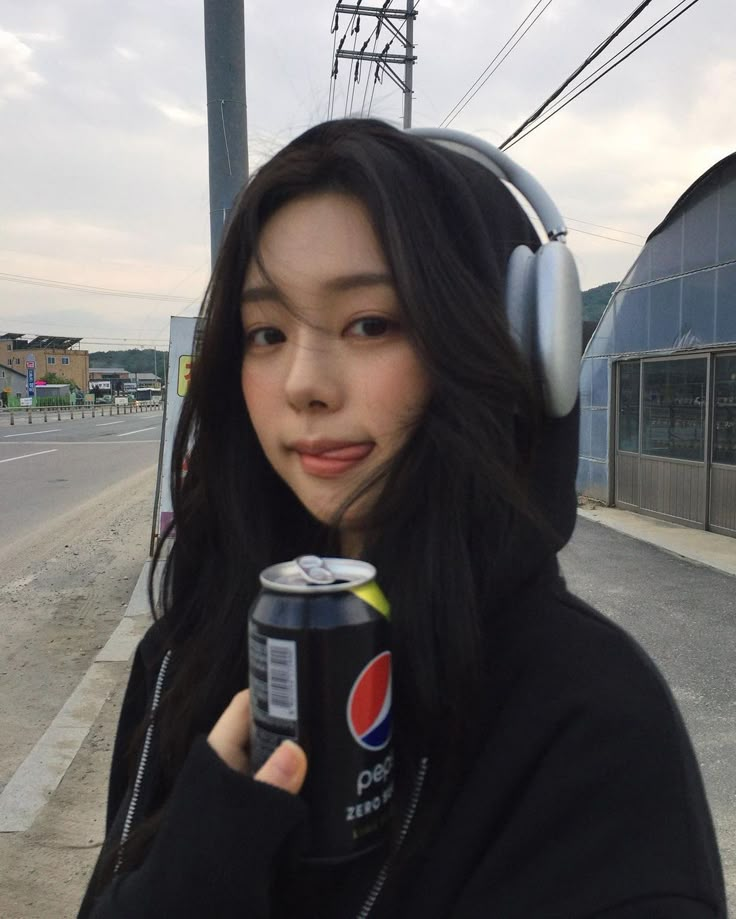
577, 501, 736, 578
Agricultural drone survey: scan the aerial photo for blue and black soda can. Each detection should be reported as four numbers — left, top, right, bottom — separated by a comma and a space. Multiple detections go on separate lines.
248, 556, 393, 862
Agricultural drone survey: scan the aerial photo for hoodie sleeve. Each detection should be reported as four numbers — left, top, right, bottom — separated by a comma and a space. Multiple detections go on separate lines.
85, 735, 308, 919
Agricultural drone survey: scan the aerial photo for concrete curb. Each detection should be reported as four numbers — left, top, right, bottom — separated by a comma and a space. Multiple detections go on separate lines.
578, 506, 736, 578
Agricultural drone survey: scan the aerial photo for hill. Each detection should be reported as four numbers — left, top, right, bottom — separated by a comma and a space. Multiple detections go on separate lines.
582, 282, 617, 322
89, 348, 168, 378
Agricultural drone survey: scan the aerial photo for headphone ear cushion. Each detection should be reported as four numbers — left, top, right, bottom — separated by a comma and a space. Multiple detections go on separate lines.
535, 241, 582, 418
506, 245, 537, 361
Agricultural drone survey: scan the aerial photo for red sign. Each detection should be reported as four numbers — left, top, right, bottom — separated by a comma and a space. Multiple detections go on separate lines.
26, 360, 35, 369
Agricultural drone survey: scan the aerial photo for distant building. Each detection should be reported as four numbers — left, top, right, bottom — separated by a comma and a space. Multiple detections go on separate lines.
132, 372, 162, 388
88, 367, 130, 395
0, 363, 27, 402
1, 333, 89, 393
578, 153, 736, 538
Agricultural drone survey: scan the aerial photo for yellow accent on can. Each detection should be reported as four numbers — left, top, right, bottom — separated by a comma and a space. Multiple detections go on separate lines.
350, 582, 390, 619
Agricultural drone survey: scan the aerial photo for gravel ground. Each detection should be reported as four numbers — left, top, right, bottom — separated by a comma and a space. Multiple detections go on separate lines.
0, 465, 157, 918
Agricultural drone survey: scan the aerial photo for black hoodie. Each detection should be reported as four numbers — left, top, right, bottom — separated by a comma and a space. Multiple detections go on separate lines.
78, 410, 727, 918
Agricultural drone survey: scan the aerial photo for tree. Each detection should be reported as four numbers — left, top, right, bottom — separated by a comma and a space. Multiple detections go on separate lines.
42, 371, 82, 393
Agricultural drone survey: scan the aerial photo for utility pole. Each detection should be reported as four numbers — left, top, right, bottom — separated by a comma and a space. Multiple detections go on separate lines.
332, 1, 417, 127
404, 0, 414, 128
204, 0, 248, 267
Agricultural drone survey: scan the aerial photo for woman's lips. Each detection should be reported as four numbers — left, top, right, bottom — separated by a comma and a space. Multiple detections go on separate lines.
294, 442, 375, 477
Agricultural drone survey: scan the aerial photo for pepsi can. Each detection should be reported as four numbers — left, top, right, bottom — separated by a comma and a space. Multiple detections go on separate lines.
248, 556, 393, 862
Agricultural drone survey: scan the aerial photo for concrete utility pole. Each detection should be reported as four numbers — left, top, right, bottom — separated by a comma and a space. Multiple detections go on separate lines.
204, 0, 248, 267
333, 1, 417, 127
404, 0, 414, 129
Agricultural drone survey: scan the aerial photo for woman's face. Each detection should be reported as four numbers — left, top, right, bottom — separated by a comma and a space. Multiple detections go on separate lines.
241, 192, 430, 554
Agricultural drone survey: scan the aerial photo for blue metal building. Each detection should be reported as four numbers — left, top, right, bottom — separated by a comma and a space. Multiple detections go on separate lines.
578, 154, 736, 537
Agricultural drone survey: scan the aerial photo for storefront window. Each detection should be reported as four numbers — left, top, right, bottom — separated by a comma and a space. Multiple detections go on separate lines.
642, 358, 707, 461
617, 361, 640, 452
713, 354, 736, 465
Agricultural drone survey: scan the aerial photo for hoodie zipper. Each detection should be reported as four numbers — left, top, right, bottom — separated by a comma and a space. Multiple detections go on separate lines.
113, 650, 428, 917
356, 756, 430, 919
114, 649, 172, 875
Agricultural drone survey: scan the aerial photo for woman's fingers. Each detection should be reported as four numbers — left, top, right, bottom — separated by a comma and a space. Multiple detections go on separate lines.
255, 740, 308, 795
207, 689, 308, 793
207, 689, 252, 774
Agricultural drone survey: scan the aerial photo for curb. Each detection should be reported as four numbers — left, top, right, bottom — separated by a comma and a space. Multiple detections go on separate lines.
577, 506, 736, 578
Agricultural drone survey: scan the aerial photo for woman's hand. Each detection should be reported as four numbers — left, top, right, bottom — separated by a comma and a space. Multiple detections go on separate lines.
207, 689, 308, 795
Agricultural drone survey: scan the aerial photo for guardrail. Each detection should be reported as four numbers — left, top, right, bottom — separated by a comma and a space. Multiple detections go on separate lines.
2, 402, 163, 426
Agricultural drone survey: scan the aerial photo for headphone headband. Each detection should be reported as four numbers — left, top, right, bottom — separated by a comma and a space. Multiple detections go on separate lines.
408, 127, 568, 242
407, 125, 581, 419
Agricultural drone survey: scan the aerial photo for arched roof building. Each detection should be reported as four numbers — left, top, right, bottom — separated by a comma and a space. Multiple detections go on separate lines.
578, 153, 736, 537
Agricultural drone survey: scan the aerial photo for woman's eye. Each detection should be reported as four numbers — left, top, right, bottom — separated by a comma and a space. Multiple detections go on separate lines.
349, 317, 395, 338
246, 327, 285, 347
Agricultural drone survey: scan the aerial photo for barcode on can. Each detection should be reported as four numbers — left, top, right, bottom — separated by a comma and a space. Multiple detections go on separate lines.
266, 638, 298, 720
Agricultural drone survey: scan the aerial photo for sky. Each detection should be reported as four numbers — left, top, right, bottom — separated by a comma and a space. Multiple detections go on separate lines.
1, 0, 734, 350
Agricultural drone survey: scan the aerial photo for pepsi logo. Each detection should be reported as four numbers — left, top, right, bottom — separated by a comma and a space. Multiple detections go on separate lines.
347, 651, 392, 751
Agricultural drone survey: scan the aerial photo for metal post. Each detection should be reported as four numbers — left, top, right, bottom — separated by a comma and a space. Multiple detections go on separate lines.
404, 0, 414, 129
204, 0, 248, 267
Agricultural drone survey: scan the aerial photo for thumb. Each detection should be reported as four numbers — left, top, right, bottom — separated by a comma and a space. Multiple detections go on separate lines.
255, 740, 308, 795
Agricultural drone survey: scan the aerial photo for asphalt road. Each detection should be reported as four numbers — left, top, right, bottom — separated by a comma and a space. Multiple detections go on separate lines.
0, 409, 163, 547
560, 517, 736, 902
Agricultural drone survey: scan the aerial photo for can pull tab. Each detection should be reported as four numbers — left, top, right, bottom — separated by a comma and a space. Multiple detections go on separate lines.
296, 555, 336, 584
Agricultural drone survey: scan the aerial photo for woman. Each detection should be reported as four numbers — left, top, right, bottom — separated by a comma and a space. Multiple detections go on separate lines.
79, 118, 726, 917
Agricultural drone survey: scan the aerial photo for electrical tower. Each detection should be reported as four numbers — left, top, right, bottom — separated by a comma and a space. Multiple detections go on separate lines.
330, 1, 417, 128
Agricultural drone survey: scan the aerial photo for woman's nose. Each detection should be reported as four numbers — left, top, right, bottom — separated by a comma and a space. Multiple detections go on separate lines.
284, 336, 343, 412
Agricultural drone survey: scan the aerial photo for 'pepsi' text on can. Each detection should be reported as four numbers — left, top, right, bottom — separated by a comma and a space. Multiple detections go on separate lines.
248, 556, 393, 862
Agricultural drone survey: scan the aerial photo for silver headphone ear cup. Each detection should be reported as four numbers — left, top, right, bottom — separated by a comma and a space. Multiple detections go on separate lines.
506, 245, 537, 361
535, 241, 582, 418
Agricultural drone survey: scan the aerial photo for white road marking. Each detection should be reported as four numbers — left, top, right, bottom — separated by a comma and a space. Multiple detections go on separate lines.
95, 420, 125, 427
0, 449, 57, 464
0, 440, 159, 446
4, 429, 62, 438
117, 427, 156, 437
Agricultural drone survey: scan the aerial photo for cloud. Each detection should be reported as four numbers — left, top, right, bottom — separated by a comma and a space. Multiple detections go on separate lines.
148, 97, 207, 127
114, 46, 140, 62
16, 32, 62, 44
0, 30, 44, 103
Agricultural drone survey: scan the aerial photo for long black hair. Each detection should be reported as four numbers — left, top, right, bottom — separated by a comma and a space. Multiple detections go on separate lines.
111, 117, 565, 879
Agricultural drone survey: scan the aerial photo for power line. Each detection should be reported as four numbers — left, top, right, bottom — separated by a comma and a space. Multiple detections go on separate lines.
564, 216, 646, 239
499, 0, 656, 149
0, 271, 199, 303
440, 0, 554, 129
567, 227, 643, 247
535, 0, 694, 128
502, 0, 702, 151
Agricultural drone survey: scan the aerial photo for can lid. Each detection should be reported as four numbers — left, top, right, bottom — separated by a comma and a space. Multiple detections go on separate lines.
260, 556, 377, 593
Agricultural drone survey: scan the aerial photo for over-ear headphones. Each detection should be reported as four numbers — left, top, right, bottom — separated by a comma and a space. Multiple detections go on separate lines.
408, 127, 582, 419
